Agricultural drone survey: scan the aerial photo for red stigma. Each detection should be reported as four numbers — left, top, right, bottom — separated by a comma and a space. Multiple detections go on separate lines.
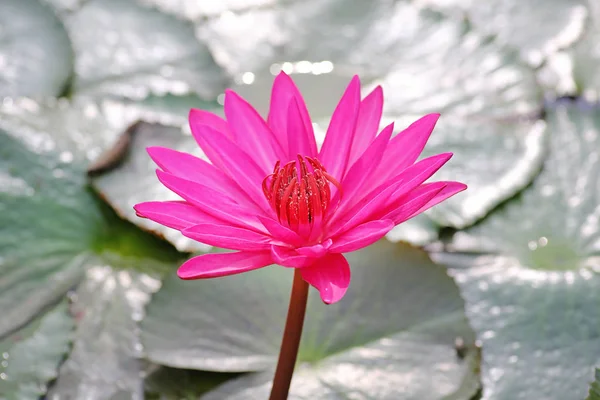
262, 155, 340, 233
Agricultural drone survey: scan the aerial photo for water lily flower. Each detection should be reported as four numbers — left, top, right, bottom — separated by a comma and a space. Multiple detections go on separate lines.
134, 73, 466, 304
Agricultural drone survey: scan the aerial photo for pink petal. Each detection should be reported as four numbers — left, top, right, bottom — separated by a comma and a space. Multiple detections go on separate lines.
189, 110, 232, 171
296, 239, 332, 257
300, 253, 351, 304
330, 152, 453, 233
286, 97, 315, 160
335, 123, 394, 210
224, 89, 285, 172
258, 216, 303, 246
134, 201, 221, 231
318, 75, 361, 180
267, 72, 317, 157
182, 224, 272, 251
156, 170, 264, 231
189, 108, 232, 139
178, 251, 273, 279
348, 86, 383, 166
364, 113, 440, 194
392, 181, 467, 223
192, 125, 272, 214
271, 245, 315, 268
147, 146, 256, 209
384, 182, 449, 224
329, 219, 394, 253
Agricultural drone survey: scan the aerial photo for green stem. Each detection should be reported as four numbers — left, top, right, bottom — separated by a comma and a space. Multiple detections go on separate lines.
269, 268, 309, 400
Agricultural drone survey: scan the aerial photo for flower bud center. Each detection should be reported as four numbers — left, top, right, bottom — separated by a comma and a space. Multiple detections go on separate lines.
262, 155, 340, 232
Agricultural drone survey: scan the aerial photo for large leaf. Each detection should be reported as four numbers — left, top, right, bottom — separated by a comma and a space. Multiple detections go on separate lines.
0, 98, 182, 335
371, 21, 541, 119
420, 116, 548, 228
0, 97, 184, 396
420, 0, 588, 66
142, 241, 480, 399
48, 268, 161, 399
0, 301, 73, 400
198, 1, 542, 118
0, 0, 73, 97
431, 102, 600, 399
385, 113, 548, 241
65, 0, 227, 100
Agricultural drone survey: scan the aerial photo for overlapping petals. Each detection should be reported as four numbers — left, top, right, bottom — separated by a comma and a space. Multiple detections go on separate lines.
135, 72, 466, 304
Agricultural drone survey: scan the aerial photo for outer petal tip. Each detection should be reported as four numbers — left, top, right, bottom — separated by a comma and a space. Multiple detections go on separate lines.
132, 203, 146, 218
300, 253, 351, 304
370, 85, 383, 99
276, 70, 292, 80
188, 107, 202, 120
439, 152, 454, 161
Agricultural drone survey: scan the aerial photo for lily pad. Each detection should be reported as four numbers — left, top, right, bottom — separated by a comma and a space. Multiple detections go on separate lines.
588, 369, 600, 400
431, 102, 600, 399
372, 22, 541, 119
0, 0, 73, 97
421, 116, 548, 228
142, 241, 480, 399
0, 98, 182, 336
420, 0, 588, 66
65, 0, 227, 100
199, 1, 542, 120
48, 268, 161, 399
0, 301, 73, 400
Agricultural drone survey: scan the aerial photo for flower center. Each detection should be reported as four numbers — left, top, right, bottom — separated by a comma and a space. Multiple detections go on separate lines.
262, 155, 340, 233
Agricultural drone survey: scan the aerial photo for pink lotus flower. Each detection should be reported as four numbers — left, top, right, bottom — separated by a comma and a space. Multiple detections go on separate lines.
134, 73, 466, 304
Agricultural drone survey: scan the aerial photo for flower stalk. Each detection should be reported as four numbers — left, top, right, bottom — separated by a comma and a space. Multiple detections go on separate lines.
269, 269, 309, 400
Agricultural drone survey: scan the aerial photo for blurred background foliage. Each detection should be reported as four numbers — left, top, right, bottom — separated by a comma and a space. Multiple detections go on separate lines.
1, 0, 600, 399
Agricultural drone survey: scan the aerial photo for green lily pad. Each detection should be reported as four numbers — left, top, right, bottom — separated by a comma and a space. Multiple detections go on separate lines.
372, 21, 541, 119
197, 0, 384, 77
380, 114, 548, 238
0, 0, 73, 97
142, 241, 480, 399
431, 102, 600, 399
0, 301, 73, 400
199, 1, 542, 119
65, 0, 227, 100
48, 269, 161, 399
421, 0, 588, 67
421, 116, 548, 229
0, 98, 182, 335
588, 369, 600, 400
